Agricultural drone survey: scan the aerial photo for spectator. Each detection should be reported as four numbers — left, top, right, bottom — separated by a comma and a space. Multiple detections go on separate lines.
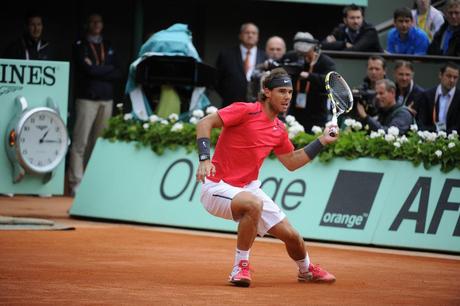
387, 7, 430, 55
393, 60, 424, 113
3, 10, 55, 60
283, 32, 336, 133
321, 4, 382, 52
68, 13, 121, 196
353, 55, 387, 117
415, 62, 460, 132
363, 55, 387, 89
248, 36, 287, 102
216, 22, 266, 107
411, 0, 445, 42
428, 0, 460, 56
356, 79, 414, 134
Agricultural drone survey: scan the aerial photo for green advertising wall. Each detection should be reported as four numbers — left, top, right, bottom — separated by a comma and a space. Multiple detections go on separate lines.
0, 59, 69, 195
70, 139, 460, 253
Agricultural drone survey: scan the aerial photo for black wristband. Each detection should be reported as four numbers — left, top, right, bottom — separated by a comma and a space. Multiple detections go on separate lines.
197, 137, 211, 161
303, 139, 324, 160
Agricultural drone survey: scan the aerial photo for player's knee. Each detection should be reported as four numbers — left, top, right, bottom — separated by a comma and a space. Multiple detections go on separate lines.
246, 197, 263, 218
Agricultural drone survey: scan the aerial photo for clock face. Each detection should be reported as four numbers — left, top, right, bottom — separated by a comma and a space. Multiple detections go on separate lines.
17, 108, 68, 173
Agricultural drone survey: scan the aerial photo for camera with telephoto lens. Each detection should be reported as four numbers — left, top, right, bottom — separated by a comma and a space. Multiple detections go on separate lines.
262, 59, 304, 77
352, 87, 378, 117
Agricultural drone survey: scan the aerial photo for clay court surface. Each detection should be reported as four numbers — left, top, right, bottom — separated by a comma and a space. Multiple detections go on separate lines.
1, 196, 459, 305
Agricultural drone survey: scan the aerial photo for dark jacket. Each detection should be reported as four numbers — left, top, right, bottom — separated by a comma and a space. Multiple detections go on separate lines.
396, 82, 424, 107
321, 22, 383, 52
216, 46, 266, 107
427, 22, 460, 57
364, 103, 414, 134
283, 51, 336, 132
3, 34, 54, 60
415, 86, 460, 133
74, 38, 121, 100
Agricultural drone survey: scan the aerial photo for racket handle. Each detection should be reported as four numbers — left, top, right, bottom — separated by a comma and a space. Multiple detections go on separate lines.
329, 127, 337, 137
329, 115, 338, 137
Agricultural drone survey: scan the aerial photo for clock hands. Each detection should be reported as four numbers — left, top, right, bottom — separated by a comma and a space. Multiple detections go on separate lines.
39, 130, 49, 144
42, 139, 61, 143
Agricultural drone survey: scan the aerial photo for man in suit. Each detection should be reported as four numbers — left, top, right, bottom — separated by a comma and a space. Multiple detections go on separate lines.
416, 62, 460, 133
428, 0, 460, 57
216, 23, 266, 107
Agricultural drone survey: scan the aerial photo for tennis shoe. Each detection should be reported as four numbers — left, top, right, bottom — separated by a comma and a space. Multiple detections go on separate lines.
229, 259, 252, 287
298, 263, 336, 283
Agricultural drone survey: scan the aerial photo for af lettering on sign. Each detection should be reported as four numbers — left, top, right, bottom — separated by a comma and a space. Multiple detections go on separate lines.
320, 170, 384, 229
389, 177, 460, 236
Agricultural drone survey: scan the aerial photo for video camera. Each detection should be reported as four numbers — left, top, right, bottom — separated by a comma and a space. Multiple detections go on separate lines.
351, 86, 378, 117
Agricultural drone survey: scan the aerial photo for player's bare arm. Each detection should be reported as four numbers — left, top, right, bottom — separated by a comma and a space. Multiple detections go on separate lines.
195, 113, 223, 183
277, 125, 338, 171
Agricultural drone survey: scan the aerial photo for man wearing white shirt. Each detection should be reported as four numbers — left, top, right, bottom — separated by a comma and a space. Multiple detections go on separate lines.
216, 23, 266, 107
416, 62, 460, 133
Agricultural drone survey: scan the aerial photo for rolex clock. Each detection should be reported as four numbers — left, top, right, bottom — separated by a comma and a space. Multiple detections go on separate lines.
5, 96, 69, 183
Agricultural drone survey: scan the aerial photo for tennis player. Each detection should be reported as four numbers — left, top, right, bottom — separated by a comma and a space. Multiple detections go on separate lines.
196, 68, 337, 287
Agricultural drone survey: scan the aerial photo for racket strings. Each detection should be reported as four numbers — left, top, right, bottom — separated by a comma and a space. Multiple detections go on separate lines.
329, 76, 352, 112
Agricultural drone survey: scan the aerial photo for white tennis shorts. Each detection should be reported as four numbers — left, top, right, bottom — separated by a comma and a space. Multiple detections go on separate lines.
200, 179, 286, 237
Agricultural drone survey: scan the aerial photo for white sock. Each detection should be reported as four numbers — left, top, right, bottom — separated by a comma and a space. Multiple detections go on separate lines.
295, 253, 310, 274
234, 248, 250, 267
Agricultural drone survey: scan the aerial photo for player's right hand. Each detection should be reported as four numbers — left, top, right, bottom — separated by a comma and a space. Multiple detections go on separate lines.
321, 122, 339, 144
196, 160, 216, 183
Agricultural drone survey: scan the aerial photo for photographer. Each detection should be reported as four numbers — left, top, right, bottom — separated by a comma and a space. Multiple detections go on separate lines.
356, 79, 413, 134
351, 55, 387, 118
283, 32, 336, 133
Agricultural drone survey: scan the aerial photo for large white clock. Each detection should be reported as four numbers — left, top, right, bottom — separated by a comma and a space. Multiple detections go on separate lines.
6, 96, 69, 183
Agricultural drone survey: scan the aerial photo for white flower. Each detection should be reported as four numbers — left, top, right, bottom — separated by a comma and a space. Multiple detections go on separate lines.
160, 119, 169, 125
116, 103, 123, 109
352, 121, 362, 131
311, 125, 323, 134
377, 129, 385, 136
424, 131, 437, 142
285, 115, 296, 125
369, 131, 380, 139
448, 142, 456, 149
143, 123, 149, 130
388, 126, 399, 137
171, 122, 183, 132
168, 113, 179, 122
288, 122, 305, 138
192, 109, 205, 119
344, 118, 355, 127
123, 113, 133, 121
393, 142, 401, 148
410, 124, 418, 132
448, 130, 458, 140
437, 131, 447, 138
149, 115, 160, 123
205, 106, 218, 114
189, 117, 199, 124
398, 135, 408, 143
434, 150, 442, 158
385, 134, 396, 142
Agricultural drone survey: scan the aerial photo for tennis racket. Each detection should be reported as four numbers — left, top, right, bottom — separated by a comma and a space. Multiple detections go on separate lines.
324, 71, 354, 137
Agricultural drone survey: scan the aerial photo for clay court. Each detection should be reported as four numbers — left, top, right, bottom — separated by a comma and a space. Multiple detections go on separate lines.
1, 196, 459, 305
